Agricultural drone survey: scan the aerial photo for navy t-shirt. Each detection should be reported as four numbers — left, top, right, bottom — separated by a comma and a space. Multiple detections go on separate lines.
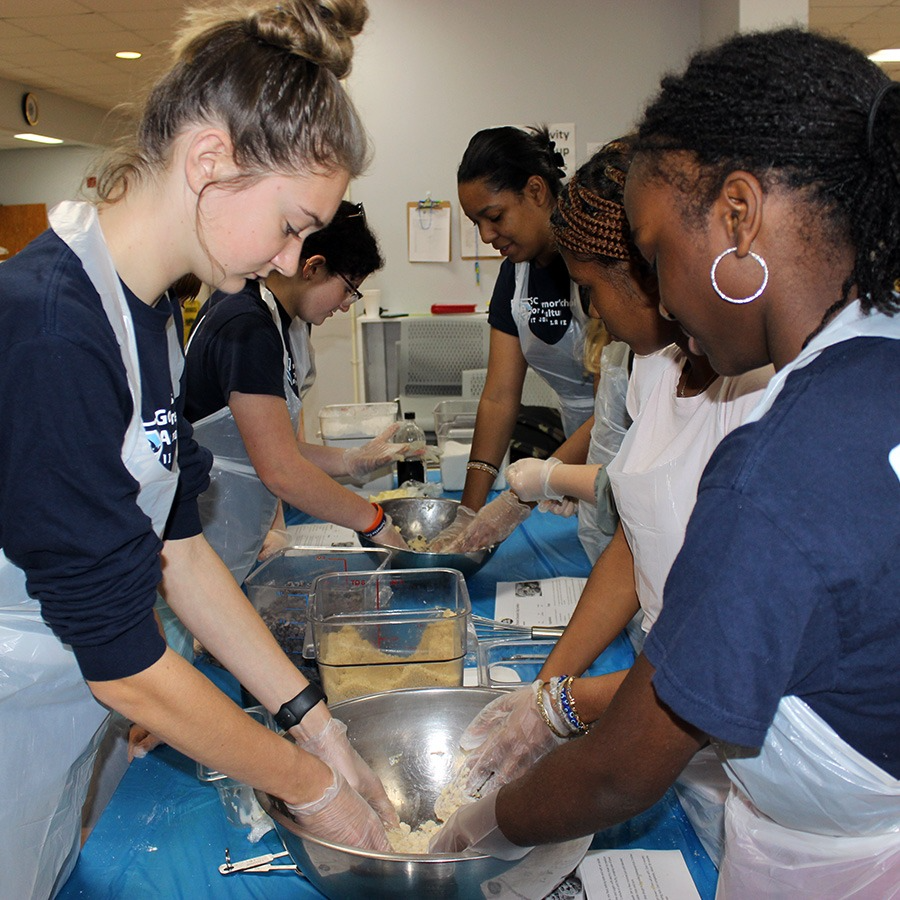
185, 280, 299, 422
488, 255, 582, 344
645, 336, 900, 777
0, 229, 212, 681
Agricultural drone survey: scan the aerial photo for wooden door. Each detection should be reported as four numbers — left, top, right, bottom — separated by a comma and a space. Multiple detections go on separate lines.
0, 203, 49, 259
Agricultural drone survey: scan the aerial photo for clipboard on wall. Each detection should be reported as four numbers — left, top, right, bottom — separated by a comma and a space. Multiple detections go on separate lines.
407, 199, 451, 262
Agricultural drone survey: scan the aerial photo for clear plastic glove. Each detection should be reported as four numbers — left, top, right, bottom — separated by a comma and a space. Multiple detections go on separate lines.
428, 504, 477, 552
537, 497, 578, 517
506, 457, 563, 503
369, 515, 409, 552
127, 724, 164, 761
429, 790, 532, 860
258, 527, 292, 561
285, 765, 393, 852
452, 682, 567, 799
343, 423, 440, 481
442, 491, 531, 553
296, 717, 400, 828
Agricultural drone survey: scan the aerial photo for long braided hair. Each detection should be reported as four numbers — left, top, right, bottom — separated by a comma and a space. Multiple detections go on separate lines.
634, 27, 900, 323
552, 135, 652, 294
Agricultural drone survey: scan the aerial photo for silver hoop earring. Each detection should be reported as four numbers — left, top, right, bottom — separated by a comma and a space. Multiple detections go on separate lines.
710, 247, 768, 305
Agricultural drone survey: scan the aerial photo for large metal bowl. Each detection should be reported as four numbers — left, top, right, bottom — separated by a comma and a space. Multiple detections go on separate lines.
258, 687, 590, 899
358, 497, 497, 577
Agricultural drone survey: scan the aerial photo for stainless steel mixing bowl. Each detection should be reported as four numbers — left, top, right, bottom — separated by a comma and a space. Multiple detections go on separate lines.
257, 687, 590, 899
358, 497, 497, 577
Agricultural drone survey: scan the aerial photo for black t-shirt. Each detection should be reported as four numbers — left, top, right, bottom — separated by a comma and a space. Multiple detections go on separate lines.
185, 281, 299, 422
487, 255, 583, 344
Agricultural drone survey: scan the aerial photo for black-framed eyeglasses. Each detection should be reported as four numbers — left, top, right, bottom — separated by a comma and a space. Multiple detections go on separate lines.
338, 272, 363, 303
346, 201, 366, 222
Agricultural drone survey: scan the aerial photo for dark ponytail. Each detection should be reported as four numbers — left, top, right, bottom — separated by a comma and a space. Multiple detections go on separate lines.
457, 124, 566, 198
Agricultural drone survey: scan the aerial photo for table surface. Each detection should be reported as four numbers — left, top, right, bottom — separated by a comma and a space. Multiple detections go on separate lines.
58, 502, 718, 900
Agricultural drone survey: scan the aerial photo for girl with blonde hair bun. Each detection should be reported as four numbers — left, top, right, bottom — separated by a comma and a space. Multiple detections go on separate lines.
0, 3, 401, 897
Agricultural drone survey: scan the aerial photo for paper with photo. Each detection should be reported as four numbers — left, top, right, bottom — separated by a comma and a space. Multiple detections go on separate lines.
494, 576, 586, 626
579, 850, 700, 900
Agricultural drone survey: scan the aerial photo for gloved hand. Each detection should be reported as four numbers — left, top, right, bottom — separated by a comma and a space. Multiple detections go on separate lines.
428, 789, 532, 859
506, 457, 564, 503
537, 497, 579, 517
442, 491, 531, 553
343, 423, 440, 481
451, 681, 568, 799
296, 717, 400, 828
370, 516, 409, 551
428, 504, 477, 552
128, 724, 164, 761
285, 765, 393, 852
257, 527, 292, 561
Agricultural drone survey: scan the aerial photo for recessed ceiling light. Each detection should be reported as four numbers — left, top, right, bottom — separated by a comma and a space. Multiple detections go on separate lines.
115, 51, 142, 60
869, 49, 900, 63
14, 133, 63, 144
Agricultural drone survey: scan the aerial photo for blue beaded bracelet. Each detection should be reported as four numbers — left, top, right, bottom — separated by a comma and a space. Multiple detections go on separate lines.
559, 676, 589, 734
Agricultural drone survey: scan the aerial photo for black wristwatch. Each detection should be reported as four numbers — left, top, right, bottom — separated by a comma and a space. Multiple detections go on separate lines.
273, 683, 327, 731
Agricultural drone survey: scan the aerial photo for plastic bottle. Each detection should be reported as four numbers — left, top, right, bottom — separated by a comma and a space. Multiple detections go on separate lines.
395, 411, 427, 484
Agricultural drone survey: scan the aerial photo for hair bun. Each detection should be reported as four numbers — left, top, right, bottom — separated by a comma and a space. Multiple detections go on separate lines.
251, 0, 368, 78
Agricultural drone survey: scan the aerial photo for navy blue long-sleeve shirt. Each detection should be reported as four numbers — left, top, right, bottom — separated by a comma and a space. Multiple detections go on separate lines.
0, 229, 211, 680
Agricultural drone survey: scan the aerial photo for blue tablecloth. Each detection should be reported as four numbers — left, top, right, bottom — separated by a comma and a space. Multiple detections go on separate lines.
58, 504, 718, 899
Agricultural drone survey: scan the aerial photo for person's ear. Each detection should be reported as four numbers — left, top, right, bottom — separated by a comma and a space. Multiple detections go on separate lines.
524, 174, 551, 208
184, 128, 235, 196
715, 170, 764, 258
301, 254, 327, 280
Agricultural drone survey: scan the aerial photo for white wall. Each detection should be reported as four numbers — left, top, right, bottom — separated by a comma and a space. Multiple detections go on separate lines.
346, 0, 701, 314
0, 145, 102, 207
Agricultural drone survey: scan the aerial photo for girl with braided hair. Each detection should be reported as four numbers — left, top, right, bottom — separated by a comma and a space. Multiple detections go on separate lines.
431, 125, 609, 554
432, 30, 900, 897
0, 3, 401, 894
439, 136, 771, 865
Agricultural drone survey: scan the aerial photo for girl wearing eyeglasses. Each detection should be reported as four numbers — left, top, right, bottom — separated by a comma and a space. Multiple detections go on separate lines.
184, 200, 410, 595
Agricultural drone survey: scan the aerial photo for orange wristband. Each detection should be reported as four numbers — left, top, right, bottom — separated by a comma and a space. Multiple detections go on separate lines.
359, 503, 386, 537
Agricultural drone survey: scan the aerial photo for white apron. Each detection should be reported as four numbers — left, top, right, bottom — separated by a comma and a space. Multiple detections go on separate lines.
577, 340, 631, 563
0, 201, 181, 900
188, 285, 306, 587
606, 348, 769, 859
715, 301, 900, 898
510, 261, 594, 438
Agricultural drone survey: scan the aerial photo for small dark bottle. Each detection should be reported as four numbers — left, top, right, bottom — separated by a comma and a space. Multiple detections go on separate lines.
395, 411, 427, 484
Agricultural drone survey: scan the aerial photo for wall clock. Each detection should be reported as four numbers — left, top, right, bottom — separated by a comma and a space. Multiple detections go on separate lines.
22, 92, 40, 127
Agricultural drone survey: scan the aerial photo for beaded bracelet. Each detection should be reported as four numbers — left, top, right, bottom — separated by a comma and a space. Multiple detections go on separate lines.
358, 502, 387, 538
558, 676, 590, 735
534, 680, 570, 739
466, 459, 500, 478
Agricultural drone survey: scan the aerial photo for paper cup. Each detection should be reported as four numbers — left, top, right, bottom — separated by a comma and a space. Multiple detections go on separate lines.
362, 289, 381, 318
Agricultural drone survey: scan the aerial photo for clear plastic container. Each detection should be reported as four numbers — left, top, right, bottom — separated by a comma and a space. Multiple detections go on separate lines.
476, 638, 558, 688
432, 399, 479, 450
244, 546, 393, 663
319, 402, 399, 442
309, 568, 471, 703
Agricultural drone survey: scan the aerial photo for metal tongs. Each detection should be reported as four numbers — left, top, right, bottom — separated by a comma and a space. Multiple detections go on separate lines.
218, 847, 303, 877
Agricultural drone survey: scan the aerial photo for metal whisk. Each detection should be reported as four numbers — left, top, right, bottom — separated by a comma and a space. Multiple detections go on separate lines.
471, 615, 565, 641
